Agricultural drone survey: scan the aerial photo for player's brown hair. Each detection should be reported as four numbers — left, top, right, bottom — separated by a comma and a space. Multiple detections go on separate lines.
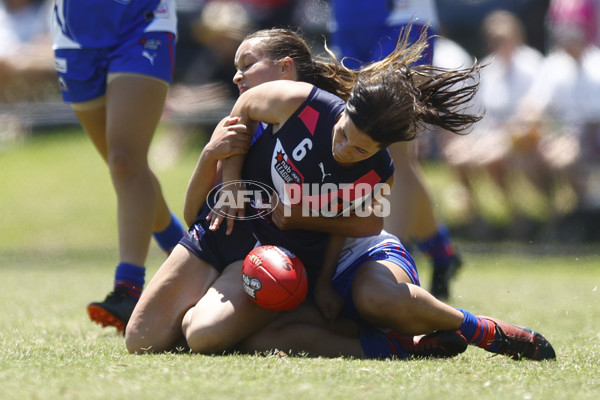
244, 25, 482, 146
241, 28, 355, 100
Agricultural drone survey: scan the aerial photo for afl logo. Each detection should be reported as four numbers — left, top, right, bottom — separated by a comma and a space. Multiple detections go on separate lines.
242, 273, 262, 299
206, 180, 279, 220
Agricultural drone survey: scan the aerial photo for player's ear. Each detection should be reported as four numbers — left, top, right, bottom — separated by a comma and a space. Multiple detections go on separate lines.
280, 56, 295, 77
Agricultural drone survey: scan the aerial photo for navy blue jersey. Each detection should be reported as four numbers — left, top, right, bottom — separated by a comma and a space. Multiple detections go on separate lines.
242, 86, 394, 281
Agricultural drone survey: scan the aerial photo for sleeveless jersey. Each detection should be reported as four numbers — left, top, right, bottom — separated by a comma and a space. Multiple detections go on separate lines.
53, 0, 177, 49
242, 86, 394, 279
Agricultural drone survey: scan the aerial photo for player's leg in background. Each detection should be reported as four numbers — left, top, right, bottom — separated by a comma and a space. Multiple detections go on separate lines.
384, 141, 461, 301
75, 74, 183, 332
104, 73, 171, 265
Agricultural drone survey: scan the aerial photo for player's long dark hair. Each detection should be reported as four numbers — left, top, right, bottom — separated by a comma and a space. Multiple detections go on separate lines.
242, 28, 355, 100
244, 25, 482, 146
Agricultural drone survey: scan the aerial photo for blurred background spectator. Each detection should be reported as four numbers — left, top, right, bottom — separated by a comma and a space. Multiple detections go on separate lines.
0, 0, 56, 142
440, 10, 546, 237
0, 0, 55, 103
514, 0, 600, 238
436, 0, 550, 57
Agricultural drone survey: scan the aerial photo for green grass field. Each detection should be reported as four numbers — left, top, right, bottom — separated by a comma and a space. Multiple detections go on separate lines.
1, 128, 599, 399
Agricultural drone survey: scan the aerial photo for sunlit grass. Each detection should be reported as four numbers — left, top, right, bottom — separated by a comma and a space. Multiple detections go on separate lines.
1, 127, 599, 399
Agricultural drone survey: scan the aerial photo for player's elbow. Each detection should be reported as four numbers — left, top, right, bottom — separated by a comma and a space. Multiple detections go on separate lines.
363, 215, 384, 237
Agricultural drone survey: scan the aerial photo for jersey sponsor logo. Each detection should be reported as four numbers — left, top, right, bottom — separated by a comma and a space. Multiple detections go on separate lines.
153, 3, 170, 19
141, 38, 161, 50
274, 151, 302, 184
142, 51, 157, 65
318, 162, 332, 182
272, 139, 305, 186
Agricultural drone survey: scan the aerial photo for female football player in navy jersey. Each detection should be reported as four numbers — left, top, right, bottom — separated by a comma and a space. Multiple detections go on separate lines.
126, 28, 555, 361
330, 0, 463, 302
52, 0, 185, 333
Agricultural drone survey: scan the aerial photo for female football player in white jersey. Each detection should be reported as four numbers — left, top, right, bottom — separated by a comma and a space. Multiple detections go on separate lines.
52, 0, 185, 333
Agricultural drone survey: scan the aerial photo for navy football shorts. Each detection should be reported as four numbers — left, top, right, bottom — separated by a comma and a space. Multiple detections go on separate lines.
179, 204, 257, 273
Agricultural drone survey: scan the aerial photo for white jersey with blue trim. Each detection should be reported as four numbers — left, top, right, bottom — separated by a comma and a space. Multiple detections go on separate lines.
332, 0, 439, 30
386, 0, 439, 28
52, 0, 177, 50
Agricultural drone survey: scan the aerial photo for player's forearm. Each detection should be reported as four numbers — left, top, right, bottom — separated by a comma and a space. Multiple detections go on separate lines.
221, 154, 245, 183
317, 234, 346, 284
299, 211, 383, 237
184, 152, 220, 227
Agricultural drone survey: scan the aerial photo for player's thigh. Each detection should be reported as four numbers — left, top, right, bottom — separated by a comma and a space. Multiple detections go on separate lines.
126, 245, 220, 351
72, 101, 109, 161
104, 31, 174, 157
183, 260, 279, 352
351, 259, 415, 318
104, 74, 168, 159
55, 47, 110, 160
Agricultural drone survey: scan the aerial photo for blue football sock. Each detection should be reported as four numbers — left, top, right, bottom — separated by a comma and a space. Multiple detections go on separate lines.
456, 308, 497, 351
153, 212, 185, 253
359, 326, 410, 359
416, 225, 456, 268
114, 262, 145, 299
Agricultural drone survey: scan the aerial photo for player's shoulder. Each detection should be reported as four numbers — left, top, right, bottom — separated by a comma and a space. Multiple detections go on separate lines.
307, 86, 345, 113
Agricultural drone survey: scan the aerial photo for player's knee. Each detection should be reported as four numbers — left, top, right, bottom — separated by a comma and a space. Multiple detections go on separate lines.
184, 324, 230, 354
353, 282, 413, 323
125, 332, 142, 354
182, 312, 231, 354
354, 287, 390, 321
124, 323, 152, 354
108, 148, 143, 181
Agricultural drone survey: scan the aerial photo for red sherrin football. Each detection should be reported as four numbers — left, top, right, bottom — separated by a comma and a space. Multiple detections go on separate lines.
242, 245, 308, 311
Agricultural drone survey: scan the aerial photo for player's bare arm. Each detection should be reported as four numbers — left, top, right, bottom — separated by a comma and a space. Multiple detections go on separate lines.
315, 234, 346, 321
184, 116, 252, 226
210, 81, 316, 233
